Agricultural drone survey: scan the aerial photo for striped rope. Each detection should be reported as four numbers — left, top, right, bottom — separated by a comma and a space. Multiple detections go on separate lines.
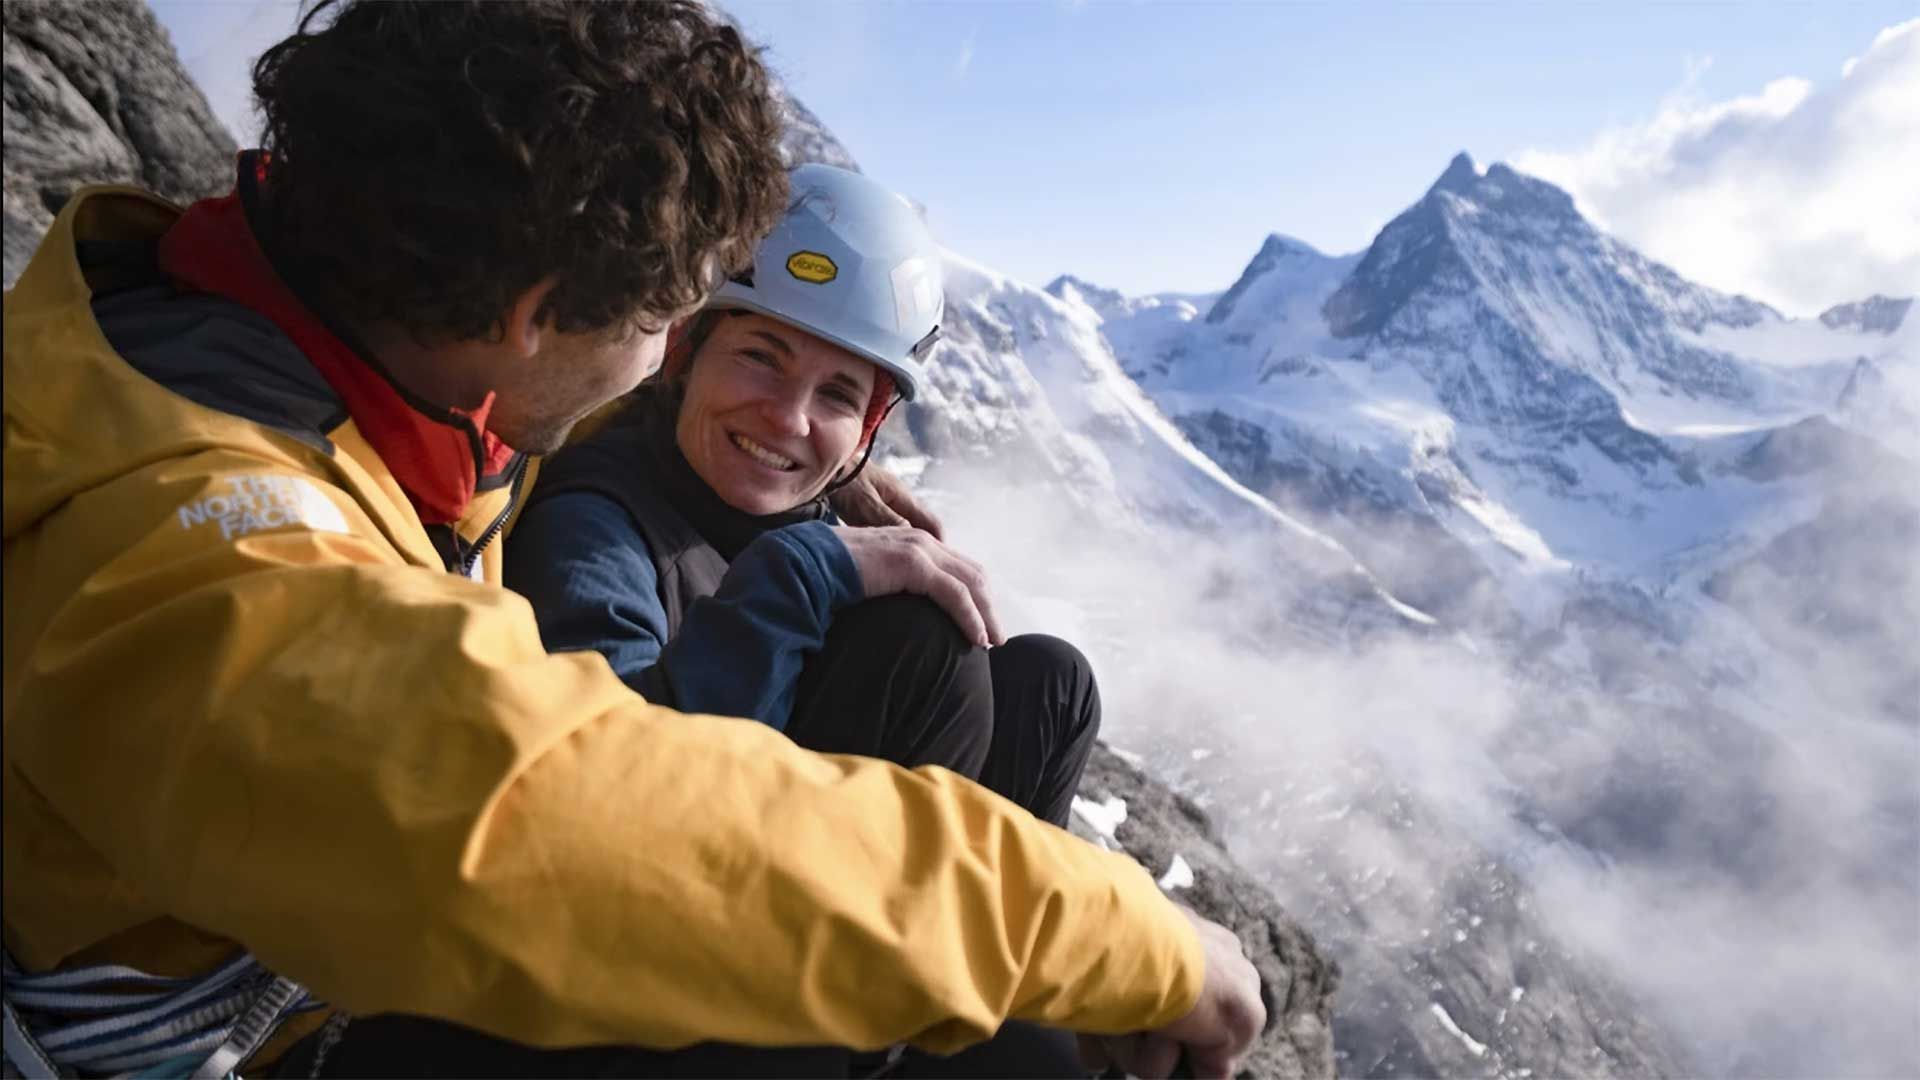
2, 949, 316, 1078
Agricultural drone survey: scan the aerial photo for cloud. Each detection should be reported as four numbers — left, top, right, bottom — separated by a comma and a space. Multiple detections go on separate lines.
1514, 19, 1920, 318
908, 416, 1919, 1074
953, 29, 976, 79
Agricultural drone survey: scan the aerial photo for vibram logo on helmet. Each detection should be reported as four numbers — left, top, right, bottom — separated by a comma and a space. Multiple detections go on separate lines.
786, 251, 838, 284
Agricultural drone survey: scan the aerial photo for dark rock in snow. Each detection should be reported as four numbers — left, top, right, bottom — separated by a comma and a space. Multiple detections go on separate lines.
1730, 413, 1890, 483
1426, 151, 1481, 198
3, 0, 236, 287
1818, 294, 1913, 335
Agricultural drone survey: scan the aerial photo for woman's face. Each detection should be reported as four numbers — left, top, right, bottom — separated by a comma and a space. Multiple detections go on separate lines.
675, 313, 878, 515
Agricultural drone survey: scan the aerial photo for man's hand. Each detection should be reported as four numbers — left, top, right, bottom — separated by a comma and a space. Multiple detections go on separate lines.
829, 525, 1003, 647
829, 465, 945, 539
1078, 907, 1266, 1079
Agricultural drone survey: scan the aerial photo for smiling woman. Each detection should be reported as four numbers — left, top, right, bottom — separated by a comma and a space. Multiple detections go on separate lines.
674, 312, 880, 515
502, 166, 1111, 1074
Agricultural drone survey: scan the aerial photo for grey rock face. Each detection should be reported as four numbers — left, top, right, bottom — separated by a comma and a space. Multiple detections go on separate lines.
1173, 409, 1501, 625
1323, 190, 1467, 343
1323, 854, 1695, 1079
1071, 744, 1338, 1080
1111, 720, 1698, 1080
1833, 356, 1920, 438
1324, 153, 1770, 389
1818, 294, 1913, 334
1311, 154, 1768, 491
1729, 413, 1887, 483
1426, 150, 1480, 198
3, 0, 236, 287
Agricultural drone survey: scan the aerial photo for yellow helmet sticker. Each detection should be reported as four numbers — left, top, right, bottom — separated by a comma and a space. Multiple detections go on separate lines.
786, 251, 838, 284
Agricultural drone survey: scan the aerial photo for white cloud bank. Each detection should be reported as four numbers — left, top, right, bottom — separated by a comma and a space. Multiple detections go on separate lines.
1514, 19, 1920, 318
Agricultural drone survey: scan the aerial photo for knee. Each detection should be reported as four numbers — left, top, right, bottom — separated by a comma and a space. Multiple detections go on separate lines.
831, 595, 995, 760
996, 633, 1102, 737
834, 594, 979, 658
999, 633, 1088, 671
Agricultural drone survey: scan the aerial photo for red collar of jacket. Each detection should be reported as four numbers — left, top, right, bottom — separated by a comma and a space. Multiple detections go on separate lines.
155, 155, 517, 526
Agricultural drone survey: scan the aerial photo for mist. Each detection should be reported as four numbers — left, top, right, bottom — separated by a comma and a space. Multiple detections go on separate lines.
914, 452, 1920, 1076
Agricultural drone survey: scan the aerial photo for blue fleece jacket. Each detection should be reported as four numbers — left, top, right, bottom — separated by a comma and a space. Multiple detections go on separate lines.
505, 492, 863, 729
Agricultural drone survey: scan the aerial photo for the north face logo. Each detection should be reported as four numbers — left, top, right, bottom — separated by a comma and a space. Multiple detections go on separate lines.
177, 475, 351, 541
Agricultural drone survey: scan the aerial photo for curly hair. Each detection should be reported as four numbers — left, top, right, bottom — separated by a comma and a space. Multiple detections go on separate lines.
252, 0, 789, 342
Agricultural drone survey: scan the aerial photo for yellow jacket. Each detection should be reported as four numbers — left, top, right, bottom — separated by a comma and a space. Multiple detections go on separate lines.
2, 187, 1202, 1055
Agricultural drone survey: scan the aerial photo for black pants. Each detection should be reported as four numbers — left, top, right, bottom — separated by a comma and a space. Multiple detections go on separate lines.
788, 595, 1102, 830
291, 597, 1102, 1078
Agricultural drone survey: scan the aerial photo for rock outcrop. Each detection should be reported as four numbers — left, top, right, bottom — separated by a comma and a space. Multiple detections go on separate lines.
1070, 746, 1338, 1079
3, 0, 236, 286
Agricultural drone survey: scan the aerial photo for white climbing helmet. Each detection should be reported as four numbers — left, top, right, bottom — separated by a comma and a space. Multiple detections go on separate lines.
709, 164, 943, 401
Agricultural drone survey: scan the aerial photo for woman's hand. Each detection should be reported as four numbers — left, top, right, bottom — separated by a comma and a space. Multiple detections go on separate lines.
829, 466, 945, 539
829, 525, 1003, 647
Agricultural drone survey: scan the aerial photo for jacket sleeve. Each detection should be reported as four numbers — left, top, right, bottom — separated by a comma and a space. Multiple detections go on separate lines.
6, 453, 1203, 1054
503, 492, 859, 728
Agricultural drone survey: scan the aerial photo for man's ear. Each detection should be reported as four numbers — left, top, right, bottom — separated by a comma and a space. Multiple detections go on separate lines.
502, 277, 561, 358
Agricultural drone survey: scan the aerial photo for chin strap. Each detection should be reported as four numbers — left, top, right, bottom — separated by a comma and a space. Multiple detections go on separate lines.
820, 392, 904, 502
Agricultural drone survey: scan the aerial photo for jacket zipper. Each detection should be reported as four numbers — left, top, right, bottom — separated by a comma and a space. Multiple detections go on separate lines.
460, 455, 530, 576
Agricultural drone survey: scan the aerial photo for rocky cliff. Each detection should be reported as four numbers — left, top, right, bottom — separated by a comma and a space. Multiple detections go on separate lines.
3, 0, 236, 287
1069, 746, 1338, 1078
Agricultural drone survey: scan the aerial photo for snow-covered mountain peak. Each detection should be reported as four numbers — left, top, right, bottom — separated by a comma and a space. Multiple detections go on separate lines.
878, 249, 1438, 637
1043, 273, 1208, 327
1205, 233, 1345, 326
1260, 231, 1326, 256
1426, 150, 1481, 197
1330, 154, 1774, 344
1044, 274, 1135, 321
1464, 161, 1578, 217
1317, 152, 1798, 437
770, 83, 860, 174
1098, 150, 1915, 610
1423, 152, 1581, 224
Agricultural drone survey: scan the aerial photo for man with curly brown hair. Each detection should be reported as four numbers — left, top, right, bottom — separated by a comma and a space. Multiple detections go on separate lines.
1, 2, 1262, 1077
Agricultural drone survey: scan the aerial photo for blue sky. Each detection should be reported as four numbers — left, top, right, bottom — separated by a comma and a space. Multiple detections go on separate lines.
725, 2, 1915, 300
155, 1, 1918, 313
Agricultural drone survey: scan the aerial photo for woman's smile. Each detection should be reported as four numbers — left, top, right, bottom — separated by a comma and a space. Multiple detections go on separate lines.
728, 430, 800, 472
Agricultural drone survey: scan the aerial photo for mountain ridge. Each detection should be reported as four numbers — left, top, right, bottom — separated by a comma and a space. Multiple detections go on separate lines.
1068, 150, 1915, 1074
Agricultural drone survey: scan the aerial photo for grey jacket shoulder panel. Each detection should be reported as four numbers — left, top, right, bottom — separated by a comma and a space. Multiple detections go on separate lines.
92, 285, 345, 454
